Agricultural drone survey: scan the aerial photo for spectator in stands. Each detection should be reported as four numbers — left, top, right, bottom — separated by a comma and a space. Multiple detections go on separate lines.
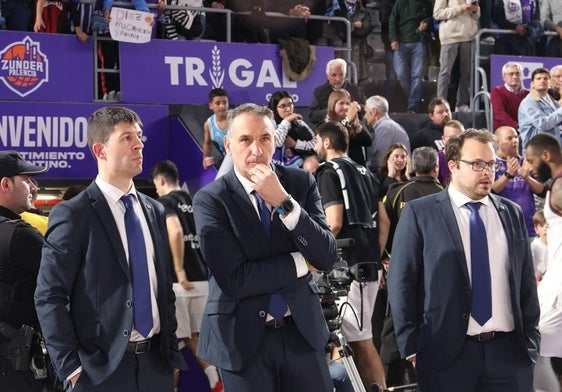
379, 0, 398, 99
34, 0, 68, 33
548, 65, 562, 102
379, 143, 411, 197
491, 62, 529, 131
326, 88, 372, 166
410, 97, 452, 150
492, 0, 543, 56
363, 95, 410, 173
541, 0, 562, 57
493, 126, 545, 238
1, 0, 31, 30
433, 0, 479, 113
437, 119, 464, 186
388, 0, 434, 113
202, 88, 229, 170
161, 0, 205, 40
150, 160, 223, 392
267, 1, 324, 44
62, 185, 87, 200
268, 90, 315, 168
309, 58, 366, 126
519, 67, 562, 148
202, 0, 228, 41
67, 0, 97, 43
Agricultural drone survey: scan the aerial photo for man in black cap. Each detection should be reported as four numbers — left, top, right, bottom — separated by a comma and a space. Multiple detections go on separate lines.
0, 150, 48, 391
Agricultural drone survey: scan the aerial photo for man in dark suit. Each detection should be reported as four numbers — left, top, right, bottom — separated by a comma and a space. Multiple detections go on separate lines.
35, 107, 186, 391
193, 103, 338, 391
387, 129, 540, 391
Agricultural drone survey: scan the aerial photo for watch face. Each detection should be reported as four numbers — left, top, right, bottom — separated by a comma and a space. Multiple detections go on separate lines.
282, 199, 294, 213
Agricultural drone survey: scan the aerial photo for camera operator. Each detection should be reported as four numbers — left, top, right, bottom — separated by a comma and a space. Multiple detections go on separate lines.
314, 122, 389, 390
0, 151, 48, 391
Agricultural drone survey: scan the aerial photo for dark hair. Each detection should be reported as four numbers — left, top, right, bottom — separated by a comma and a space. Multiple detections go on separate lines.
149, 160, 179, 184
445, 129, 496, 162
62, 185, 86, 200
209, 88, 229, 102
379, 143, 409, 181
87, 107, 142, 159
531, 67, 550, 80
525, 133, 562, 157
315, 121, 349, 153
267, 90, 293, 124
533, 209, 546, 226
428, 97, 449, 114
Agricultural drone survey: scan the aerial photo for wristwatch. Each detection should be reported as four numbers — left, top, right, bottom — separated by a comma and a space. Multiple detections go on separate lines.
276, 195, 294, 215
341, 117, 351, 127
504, 172, 515, 180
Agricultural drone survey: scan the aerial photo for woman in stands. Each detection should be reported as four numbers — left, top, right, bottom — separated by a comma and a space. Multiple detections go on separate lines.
268, 90, 316, 168
379, 143, 411, 197
326, 89, 371, 166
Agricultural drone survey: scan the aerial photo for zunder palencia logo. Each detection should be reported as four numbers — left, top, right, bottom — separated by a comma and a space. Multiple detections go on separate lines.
0, 36, 49, 97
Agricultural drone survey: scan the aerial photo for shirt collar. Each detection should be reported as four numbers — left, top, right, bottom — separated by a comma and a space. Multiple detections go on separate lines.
95, 176, 138, 206
448, 183, 492, 209
233, 168, 256, 197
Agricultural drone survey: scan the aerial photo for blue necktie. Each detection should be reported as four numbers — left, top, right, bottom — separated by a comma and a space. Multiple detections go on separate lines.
121, 194, 153, 337
253, 191, 287, 320
466, 202, 492, 326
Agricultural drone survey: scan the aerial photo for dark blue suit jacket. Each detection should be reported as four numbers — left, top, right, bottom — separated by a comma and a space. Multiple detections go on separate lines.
35, 182, 185, 384
387, 190, 540, 370
193, 165, 338, 371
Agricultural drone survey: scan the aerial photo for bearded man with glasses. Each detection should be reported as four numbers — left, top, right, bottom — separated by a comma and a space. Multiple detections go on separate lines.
388, 129, 540, 392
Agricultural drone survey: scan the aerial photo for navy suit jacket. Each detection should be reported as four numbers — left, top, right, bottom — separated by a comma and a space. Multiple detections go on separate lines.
193, 165, 338, 371
387, 190, 540, 370
35, 182, 185, 384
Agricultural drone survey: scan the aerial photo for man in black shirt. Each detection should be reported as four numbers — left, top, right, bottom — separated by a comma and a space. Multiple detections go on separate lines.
314, 121, 389, 390
150, 160, 223, 392
0, 151, 47, 391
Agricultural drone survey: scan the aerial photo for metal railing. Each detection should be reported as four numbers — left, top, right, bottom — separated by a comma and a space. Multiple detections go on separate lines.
89, 2, 354, 100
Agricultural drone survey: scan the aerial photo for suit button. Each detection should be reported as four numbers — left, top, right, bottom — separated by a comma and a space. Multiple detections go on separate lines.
259, 311, 266, 318
126, 300, 132, 308
462, 313, 469, 320
123, 330, 129, 337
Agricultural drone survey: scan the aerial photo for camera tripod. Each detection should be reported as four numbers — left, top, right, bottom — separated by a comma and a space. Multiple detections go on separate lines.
330, 329, 367, 392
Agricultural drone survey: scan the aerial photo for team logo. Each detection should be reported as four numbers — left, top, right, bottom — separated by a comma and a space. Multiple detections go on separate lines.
0, 36, 49, 97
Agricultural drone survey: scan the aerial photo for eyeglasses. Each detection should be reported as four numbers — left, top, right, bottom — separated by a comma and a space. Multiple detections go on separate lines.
277, 103, 294, 110
458, 159, 503, 172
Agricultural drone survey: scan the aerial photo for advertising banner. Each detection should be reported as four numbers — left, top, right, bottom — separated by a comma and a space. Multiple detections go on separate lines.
0, 31, 93, 101
0, 102, 169, 180
490, 55, 562, 90
119, 40, 334, 106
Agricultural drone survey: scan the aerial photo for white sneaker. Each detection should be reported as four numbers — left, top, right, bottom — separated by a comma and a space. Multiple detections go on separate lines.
455, 104, 471, 113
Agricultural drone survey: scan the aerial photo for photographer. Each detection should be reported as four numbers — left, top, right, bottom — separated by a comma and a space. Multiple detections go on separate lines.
0, 151, 48, 391
314, 122, 389, 390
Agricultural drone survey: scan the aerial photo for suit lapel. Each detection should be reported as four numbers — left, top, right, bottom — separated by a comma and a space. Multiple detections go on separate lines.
435, 191, 470, 283
87, 183, 131, 279
224, 171, 271, 254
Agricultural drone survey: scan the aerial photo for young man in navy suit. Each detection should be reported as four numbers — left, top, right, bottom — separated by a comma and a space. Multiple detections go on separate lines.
193, 103, 338, 392
35, 107, 186, 391
388, 129, 540, 391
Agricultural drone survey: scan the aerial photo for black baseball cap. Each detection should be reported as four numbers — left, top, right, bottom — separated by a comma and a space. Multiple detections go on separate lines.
0, 151, 47, 178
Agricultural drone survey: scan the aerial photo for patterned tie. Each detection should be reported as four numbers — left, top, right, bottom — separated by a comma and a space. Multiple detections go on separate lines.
466, 202, 492, 326
253, 191, 287, 320
121, 194, 153, 337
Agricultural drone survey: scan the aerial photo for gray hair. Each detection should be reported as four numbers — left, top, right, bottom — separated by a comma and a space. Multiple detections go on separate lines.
227, 103, 274, 136
365, 95, 389, 114
411, 147, 438, 175
326, 58, 347, 77
550, 65, 562, 74
502, 62, 522, 74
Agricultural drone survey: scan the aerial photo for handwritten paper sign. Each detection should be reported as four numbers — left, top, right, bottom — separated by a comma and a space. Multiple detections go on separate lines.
109, 7, 153, 44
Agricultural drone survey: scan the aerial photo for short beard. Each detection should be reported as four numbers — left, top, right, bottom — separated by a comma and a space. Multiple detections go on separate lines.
535, 160, 552, 183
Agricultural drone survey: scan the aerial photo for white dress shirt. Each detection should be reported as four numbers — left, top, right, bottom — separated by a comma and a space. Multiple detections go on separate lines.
448, 185, 515, 335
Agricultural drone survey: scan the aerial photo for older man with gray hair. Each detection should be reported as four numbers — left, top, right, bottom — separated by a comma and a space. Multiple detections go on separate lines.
490, 61, 529, 130
308, 58, 366, 125
364, 95, 411, 173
